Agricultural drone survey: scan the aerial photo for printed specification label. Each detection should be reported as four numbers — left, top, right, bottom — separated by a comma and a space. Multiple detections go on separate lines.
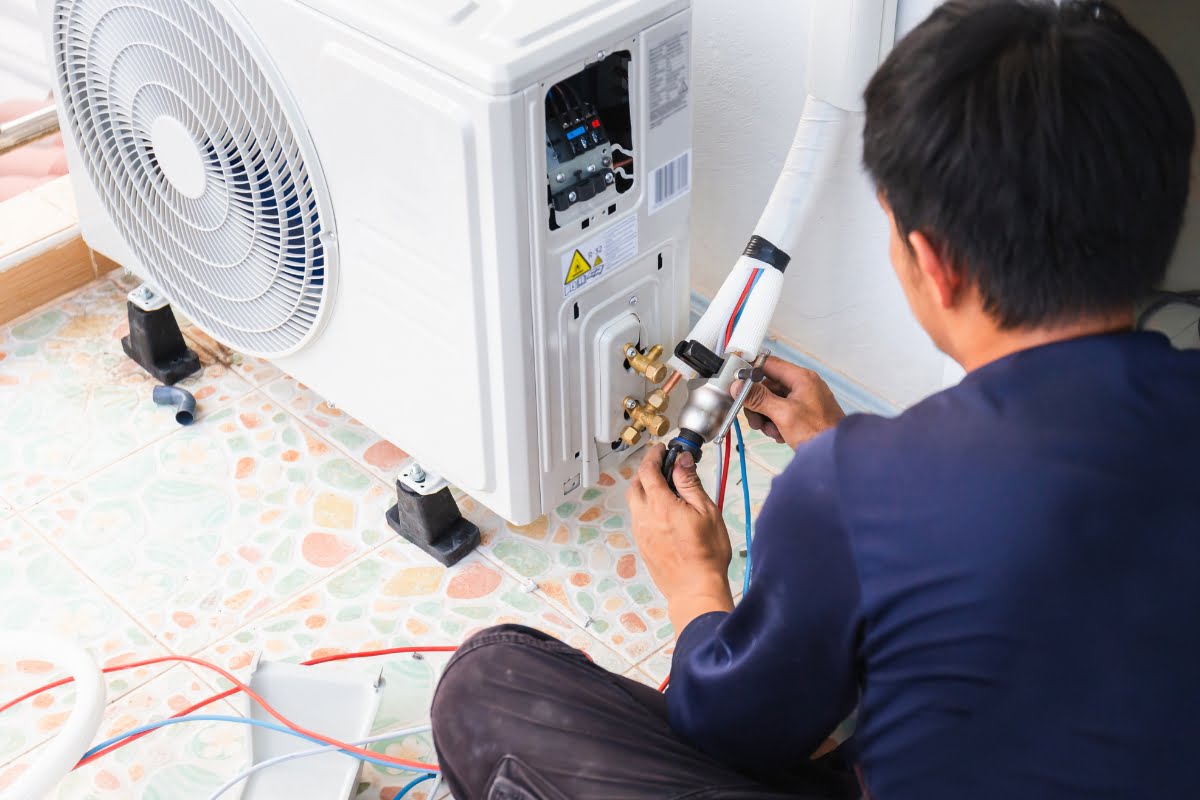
649, 30, 690, 130
562, 215, 639, 298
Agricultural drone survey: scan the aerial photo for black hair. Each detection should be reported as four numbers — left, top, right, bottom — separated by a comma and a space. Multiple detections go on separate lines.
863, 0, 1195, 328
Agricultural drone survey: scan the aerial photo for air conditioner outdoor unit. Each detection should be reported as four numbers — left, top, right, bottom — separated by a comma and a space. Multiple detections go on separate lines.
42, 0, 694, 525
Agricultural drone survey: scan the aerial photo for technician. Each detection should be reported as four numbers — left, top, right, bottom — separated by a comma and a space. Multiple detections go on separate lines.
431, 2, 1200, 798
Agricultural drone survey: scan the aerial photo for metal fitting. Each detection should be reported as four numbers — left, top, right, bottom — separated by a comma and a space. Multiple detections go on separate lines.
604, 172, 615, 185
645, 388, 670, 414
556, 172, 565, 182
621, 396, 670, 446
410, 463, 427, 483
568, 190, 578, 202
623, 343, 667, 384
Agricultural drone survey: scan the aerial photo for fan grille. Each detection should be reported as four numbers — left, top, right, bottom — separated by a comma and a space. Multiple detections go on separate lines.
52, 0, 334, 356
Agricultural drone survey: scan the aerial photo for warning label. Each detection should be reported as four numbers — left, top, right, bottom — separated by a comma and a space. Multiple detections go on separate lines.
565, 250, 593, 284
561, 215, 639, 298
649, 30, 690, 130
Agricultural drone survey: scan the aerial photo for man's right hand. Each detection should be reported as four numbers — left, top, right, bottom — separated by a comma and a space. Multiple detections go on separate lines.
735, 356, 846, 449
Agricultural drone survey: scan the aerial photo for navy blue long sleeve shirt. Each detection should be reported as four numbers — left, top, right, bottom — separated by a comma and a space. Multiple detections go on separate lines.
668, 332, 1200, 799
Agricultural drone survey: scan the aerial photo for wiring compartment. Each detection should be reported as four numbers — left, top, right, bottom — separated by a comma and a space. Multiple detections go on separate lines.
546, 51, 634, 230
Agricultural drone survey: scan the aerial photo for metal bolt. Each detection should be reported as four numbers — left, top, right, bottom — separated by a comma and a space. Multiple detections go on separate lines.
602, 157, 611, 166
555, 172, 565, 182
625, 345, 638, 358
624, 398, 639, 411
597, 51, 605, 60
604, 172, 615, 185
568, 190, 578, 202
587, 164, 596, 173
628, 296, 638, 306
410, 463, 427, 483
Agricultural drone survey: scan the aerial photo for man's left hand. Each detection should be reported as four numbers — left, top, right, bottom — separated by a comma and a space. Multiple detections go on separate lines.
627, 445, 734, 634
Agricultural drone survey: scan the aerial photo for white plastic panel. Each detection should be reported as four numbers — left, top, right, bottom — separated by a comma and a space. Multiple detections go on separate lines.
293, 0, 689, 93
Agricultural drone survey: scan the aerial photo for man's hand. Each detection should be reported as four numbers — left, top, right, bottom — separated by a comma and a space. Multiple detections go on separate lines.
738, 356, 846, 449
627, 445, 734, 634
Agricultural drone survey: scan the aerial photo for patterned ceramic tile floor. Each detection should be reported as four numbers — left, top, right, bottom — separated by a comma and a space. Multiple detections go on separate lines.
0, 274, 795, 798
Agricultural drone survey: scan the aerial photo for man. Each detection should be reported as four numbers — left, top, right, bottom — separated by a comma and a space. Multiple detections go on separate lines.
432, 1, 1200, 797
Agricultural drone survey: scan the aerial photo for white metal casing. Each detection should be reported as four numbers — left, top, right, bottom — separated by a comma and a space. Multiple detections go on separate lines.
43, 0, 693, 524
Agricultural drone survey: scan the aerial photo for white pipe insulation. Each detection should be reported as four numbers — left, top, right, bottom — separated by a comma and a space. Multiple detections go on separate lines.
669, 0, 895, 375
0, 633, 105, 799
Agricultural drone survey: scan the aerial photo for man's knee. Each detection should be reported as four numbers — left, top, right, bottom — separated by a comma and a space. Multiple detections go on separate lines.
433, 625, 572, 733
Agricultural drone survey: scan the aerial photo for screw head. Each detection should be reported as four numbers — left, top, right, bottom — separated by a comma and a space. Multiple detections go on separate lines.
624, 397, 639, 410
568, 191, 578, 202
602, 157, 611, 166
597, 51, 605, 60
587, 164, 597, 173
555, 172, 565, 182
604, 172, 615, 184
628, 296, 638, 306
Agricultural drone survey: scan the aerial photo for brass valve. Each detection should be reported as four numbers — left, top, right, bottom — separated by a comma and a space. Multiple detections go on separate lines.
620, 396, 670, 446
624, 343, 668, 384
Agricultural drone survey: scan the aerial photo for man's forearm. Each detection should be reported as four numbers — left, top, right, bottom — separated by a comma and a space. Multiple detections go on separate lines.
667, 575, 734, 634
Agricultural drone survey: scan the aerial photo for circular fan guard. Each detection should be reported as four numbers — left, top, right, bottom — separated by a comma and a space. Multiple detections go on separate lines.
52, 0, 336, 357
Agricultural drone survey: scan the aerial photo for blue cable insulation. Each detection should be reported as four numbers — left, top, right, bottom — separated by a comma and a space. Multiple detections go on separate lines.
734, 418, 753, 593
397, 773, 436, 798
730, 269, 765, 334
79, 715, 435, 773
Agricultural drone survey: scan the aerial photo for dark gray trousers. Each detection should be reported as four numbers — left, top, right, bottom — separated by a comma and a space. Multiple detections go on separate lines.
431, 625, 857, 800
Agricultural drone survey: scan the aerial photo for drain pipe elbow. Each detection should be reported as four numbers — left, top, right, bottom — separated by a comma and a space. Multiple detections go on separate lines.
152, 384, 196, 425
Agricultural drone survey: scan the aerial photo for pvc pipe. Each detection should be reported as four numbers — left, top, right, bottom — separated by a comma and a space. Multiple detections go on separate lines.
0, 633, 105, 800
807, 0, 892, 112
152, 384, 196, 425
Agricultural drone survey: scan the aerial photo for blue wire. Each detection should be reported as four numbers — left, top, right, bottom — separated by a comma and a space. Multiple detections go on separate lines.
79, 714, 435, 773
734, 418, 753, 594
731, 269, 765, 333
396, 773, 436, 798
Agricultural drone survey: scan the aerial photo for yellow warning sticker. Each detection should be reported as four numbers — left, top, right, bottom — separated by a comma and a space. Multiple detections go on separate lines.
560, 215, 640, 298
565, 250, 592, 284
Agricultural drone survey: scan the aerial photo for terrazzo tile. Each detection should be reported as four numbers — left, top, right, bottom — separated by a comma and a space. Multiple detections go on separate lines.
263, 374, 409, 484
738, 419, 797, 475
637, 641, 675, 684
24, 392, 395, 656
0, 517, 170, 768
0, 278, 254, 509
459, 447, 774, 665
196, 541, 630, 797
0, 665, 246, 799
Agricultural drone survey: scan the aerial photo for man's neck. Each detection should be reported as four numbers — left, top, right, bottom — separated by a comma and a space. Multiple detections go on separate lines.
954, 311, 1135, 373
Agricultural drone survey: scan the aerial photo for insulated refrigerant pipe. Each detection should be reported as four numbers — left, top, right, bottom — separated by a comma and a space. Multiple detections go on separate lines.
0, 633, 105, 799
666, 0, 891, 374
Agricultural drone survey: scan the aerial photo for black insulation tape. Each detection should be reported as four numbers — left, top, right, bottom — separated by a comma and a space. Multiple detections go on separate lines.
743, 235, 791, 272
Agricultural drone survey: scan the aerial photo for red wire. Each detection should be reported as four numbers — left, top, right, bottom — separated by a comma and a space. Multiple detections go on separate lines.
3, 647, 457, 770
723, 270, 760, 354
78, 645, 463, 765
717, 436, 732, 511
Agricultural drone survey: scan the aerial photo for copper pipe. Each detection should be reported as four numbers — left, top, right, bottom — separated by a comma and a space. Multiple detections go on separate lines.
662, 372, 682, 395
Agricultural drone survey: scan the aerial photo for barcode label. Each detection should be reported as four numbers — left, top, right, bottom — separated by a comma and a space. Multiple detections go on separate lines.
649, 150, 691, 215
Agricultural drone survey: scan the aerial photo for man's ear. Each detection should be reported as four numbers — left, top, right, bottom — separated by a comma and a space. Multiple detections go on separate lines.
908, 230, 963, 309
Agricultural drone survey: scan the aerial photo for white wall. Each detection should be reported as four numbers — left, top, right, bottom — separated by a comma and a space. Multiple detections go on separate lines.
690, 0, 946, 409
0, 0, 48, 102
